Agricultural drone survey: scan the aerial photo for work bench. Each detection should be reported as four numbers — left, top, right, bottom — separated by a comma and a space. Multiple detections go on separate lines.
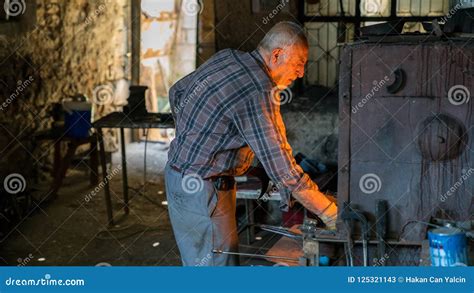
92, 112, 174, 225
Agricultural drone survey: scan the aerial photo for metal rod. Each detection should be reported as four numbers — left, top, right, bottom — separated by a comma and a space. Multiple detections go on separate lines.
362, 240, 368, 266
212, 250, 298, 262
97, 128, 113, 226
257, 224, 302, 239
120, 128, 129, 215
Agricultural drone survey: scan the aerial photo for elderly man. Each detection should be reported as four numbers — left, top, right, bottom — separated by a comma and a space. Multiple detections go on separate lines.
165, 21, 337, 266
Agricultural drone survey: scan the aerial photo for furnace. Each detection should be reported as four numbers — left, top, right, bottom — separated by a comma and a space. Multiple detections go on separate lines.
337, 35, 474, 265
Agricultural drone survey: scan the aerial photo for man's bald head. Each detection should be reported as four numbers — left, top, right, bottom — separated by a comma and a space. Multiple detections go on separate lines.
257, 22, 308, 89
258, 21, 308, 52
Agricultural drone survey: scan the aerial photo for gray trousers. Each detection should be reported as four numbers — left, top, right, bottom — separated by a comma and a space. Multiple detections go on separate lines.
164, 163, 239, 266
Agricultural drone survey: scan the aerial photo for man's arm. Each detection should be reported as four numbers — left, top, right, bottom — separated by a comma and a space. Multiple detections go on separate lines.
231, 90, 337, 227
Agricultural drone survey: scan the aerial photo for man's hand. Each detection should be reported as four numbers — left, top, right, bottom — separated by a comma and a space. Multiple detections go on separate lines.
292, 188, 338, 230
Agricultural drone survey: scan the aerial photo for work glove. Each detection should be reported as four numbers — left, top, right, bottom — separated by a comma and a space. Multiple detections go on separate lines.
292, 187, 338, 230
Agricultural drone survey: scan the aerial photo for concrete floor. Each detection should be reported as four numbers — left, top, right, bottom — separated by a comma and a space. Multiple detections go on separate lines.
1, 142, 180, 266
0, 142, 278, 266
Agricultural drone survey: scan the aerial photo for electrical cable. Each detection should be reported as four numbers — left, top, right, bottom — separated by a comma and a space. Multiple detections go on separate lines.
144, 128, 148, 195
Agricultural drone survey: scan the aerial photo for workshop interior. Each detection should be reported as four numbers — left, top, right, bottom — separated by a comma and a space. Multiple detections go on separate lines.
0, 0, 473, 267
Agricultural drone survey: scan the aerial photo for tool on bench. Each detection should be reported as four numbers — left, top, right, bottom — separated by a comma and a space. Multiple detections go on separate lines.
257, 224, 301, 239
341, 202, 369, 266
257, 222, 336, 239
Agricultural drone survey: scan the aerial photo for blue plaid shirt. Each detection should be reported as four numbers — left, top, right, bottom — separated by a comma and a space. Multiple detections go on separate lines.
168, 49, 316, 209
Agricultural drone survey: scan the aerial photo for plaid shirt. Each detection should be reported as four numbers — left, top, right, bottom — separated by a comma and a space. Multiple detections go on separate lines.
168, 49, 316, 206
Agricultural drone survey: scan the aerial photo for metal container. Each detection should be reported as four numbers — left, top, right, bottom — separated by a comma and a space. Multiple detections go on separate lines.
62, 99, 92, 138
428, 227, 468, 266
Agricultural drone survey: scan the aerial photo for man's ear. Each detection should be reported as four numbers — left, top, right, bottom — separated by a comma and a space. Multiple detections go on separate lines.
271, 48, 283, 65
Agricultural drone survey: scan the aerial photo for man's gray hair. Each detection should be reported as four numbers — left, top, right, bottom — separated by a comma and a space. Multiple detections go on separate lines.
258, 21, 308, 51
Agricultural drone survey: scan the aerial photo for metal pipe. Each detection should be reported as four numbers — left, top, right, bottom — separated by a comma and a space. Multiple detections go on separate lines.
212, 250, 298, 262
362, 239, 368, 266
98, 128, 114, 226
120, 128, 129, 215
257, 224, 302, 239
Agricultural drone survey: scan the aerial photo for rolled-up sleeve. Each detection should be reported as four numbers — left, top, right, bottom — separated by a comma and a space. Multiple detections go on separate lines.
231, 90, 318, 200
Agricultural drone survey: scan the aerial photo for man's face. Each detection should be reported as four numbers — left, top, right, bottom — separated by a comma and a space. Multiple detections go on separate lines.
267, 44, 308, 89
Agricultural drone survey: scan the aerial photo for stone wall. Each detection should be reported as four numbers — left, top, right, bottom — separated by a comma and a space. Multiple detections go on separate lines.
0, 0, 130, 181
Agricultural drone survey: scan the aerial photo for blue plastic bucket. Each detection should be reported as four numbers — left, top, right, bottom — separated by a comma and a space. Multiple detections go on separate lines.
428, 227, 468, 266
63, 101, 92, 138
